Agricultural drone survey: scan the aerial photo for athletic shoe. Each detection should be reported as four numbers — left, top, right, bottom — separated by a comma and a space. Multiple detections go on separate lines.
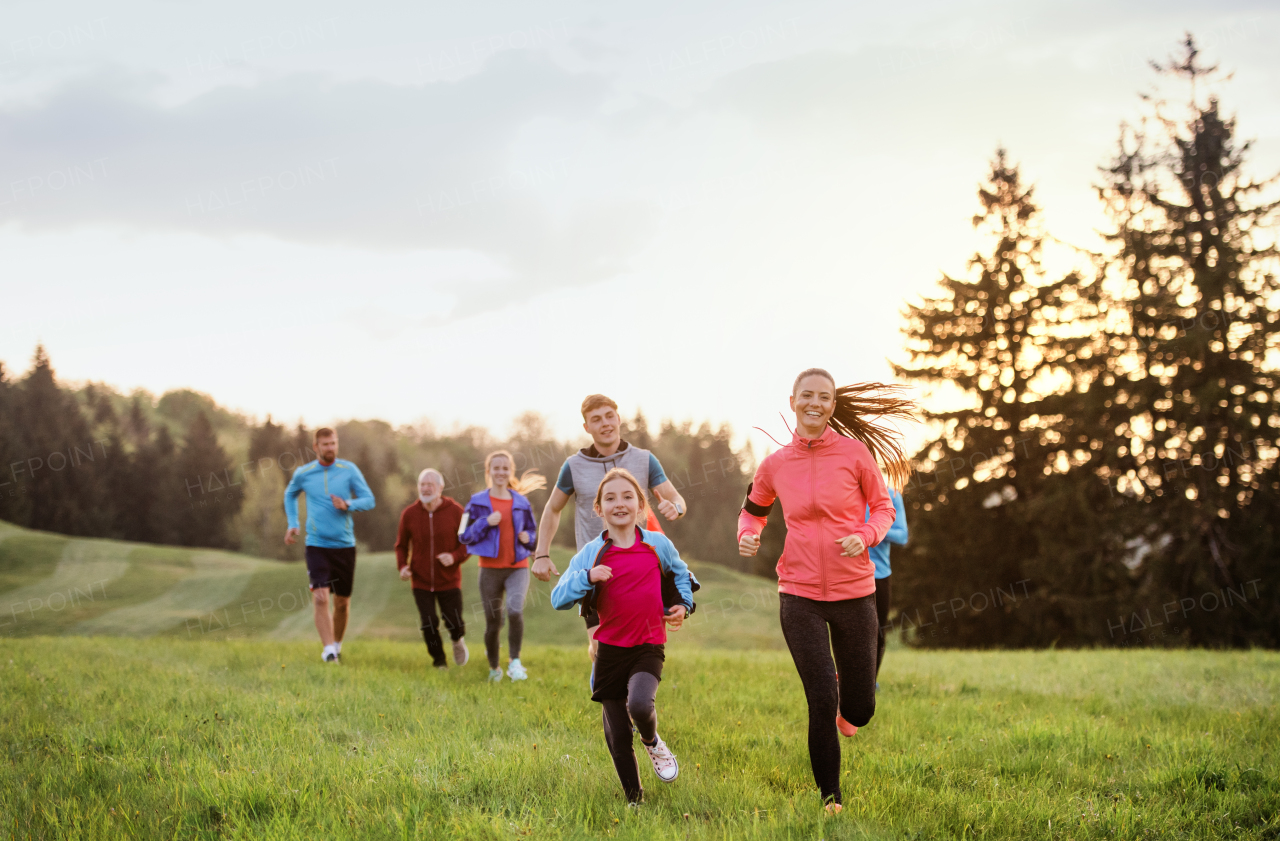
488, 668, 503, 683
825, 803, 843, 815
643, 737, 679, 782
453, 638, 469, 666
433, 664, 447, 670
507, 659, 527, 681
335, 641, 343, 655
323, 651, 339, 663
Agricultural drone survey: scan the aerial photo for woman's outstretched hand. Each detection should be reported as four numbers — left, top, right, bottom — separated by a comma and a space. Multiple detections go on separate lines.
835, 534, 867, 557
738, 534, 760, 557
664, 605, 687, 630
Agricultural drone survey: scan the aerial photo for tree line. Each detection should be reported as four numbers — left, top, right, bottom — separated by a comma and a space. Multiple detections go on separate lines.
0, 356, 776, 573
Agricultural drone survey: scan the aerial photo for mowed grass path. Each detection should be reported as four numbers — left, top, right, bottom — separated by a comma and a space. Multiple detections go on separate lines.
2, 639, 1276, 840
0, 522, 783, 651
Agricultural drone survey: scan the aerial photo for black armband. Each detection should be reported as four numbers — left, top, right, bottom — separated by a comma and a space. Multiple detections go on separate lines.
741, 483, 774, 518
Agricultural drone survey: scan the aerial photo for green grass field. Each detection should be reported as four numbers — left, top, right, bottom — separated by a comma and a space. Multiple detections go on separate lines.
1, 523, 1277, 840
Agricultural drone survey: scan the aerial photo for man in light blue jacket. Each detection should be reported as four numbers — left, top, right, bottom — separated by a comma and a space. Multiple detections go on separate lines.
284, 427, 376, 663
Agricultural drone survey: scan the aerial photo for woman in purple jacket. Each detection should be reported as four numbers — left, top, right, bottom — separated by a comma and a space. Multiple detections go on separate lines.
461, 450, 545, 682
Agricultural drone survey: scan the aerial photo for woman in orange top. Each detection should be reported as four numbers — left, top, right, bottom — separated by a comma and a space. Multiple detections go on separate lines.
462, 451, 545, 682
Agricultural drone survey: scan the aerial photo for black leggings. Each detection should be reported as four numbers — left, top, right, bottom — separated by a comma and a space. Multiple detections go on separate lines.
875, 575, 891, 676
411, 588, 465, 666
779, 592, 878, 805
602, 672, 660, 803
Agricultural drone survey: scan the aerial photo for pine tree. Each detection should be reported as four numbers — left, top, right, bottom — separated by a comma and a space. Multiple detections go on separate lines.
248, 415, 288, 465
174, 411, 241, 548
12, 347, 105, 536
0, 361, 28, 525
1095, 36, 1280, 646
893, 152, 1096, 645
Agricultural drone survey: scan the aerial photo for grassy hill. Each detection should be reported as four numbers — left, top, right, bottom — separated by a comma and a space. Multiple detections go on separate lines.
0, 520, 785, 651
3, 522, 1277, 839
2, 638, 1277, 840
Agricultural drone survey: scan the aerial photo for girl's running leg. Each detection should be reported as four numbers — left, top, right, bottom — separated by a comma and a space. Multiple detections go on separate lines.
479, 569, 506, 669
602, 700, 643, 802
626, 671, 660, 744
505, 568, 529, 661
779, 593, 842, 805
828, 594, 879, 727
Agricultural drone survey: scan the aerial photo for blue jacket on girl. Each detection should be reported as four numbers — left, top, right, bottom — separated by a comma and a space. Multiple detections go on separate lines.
551, 527, 697, 614
460, 489, 538, 562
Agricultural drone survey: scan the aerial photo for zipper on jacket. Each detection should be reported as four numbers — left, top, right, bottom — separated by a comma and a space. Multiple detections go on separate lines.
429, 509, 435, 589
810, 441, 828, 600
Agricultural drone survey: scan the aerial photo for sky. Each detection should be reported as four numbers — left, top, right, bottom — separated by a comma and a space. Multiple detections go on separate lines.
2, 0, 1277, 448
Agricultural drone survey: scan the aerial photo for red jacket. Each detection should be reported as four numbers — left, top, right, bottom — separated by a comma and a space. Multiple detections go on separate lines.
395, 497, 469, 591
738, 427, 894, 601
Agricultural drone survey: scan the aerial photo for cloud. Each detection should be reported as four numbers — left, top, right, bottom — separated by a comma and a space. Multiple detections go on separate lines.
0, 50, 656, 316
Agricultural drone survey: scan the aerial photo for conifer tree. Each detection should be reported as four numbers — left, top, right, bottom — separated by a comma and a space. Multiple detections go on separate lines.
13, 346, 105, 536
1095, 36, 1280, 645
173, 411, 240, 548
0, 362, 27, 525
893, 152, 1096, 645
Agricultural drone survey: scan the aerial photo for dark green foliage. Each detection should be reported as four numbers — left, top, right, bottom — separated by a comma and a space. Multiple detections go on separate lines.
0, 352, 766, 570
632, 414, 765, 577
895, 37, 1279, 648
7, 346, 111, 537
173, 412, 241, 548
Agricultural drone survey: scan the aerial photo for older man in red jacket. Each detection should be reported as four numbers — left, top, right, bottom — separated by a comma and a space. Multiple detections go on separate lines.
395, 468, 471, 668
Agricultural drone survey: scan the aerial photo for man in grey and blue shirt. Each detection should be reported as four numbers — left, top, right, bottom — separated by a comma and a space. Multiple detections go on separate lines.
531, 394, 688, 659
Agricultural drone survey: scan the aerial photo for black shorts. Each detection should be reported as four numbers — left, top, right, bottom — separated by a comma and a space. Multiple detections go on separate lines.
305, 546, 357, 597
590, 642, 664, 703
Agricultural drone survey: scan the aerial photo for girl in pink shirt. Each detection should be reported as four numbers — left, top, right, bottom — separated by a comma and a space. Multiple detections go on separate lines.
551, 468, 696, 803
738, 368, 914, 813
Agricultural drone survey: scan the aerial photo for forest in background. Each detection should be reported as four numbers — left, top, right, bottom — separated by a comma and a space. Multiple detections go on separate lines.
0, 352, 776, 577
1, 37, 1276, 648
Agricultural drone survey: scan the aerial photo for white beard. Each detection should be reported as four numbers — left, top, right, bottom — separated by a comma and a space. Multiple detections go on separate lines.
419, 494, 438, 506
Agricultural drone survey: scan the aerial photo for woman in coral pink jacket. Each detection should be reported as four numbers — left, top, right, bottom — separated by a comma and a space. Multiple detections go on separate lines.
738, 368, 914, 813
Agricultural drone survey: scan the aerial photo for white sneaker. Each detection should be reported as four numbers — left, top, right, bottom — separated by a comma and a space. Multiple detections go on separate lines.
507, 659, 527, 681
322, 645, 339, 663
644, 737, 679, 782
335, 641, 343, 655
452, 637, 469, 666
488, 668, 503, 682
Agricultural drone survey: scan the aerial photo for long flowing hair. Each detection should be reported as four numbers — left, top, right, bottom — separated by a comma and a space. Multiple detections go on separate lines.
483, 450, 547, 496
793, 368, 917, 490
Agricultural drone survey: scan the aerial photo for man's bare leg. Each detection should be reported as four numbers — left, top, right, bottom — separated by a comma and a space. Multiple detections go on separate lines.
332, 595, 351, 643
313, 588, 335, 646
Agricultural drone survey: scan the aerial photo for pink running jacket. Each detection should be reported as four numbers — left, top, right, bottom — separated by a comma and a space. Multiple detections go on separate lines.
738, 426, 895, 601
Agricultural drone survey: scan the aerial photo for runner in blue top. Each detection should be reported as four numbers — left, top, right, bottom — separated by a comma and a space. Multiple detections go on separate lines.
867, 484, 908, 683
284, 427, 376, 663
